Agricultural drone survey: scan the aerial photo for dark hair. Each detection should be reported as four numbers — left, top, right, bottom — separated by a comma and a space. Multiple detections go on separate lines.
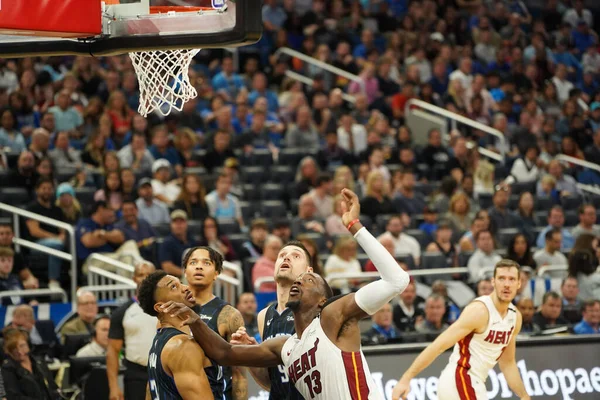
90, 201, 107, 215
138, 270, 167, 317
182, 246, 224, 274
582, 299, 600, 313
281, 240, 312, 268
545, 227, 561, 242
578, 203, 595, 215
493, 259, 520, 278
561, 276, 578, 287
316, 173, 332, 187
92, 314, 110, 338
542, 291, 560, 304
122, 200, 137, 209
319, 275, 334, 300
548, 205, 564, 217
103, 170, 122, 197
201, 216, 222, 238
507, 233, 535, 267
440, 176, 458, 197
568, 250, 597, 277
35, 176, 55, 189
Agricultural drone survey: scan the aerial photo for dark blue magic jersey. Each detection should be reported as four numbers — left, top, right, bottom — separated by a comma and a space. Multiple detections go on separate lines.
262, 303, 303, 400
148, 327, 223, 400
194, 297, 232, 400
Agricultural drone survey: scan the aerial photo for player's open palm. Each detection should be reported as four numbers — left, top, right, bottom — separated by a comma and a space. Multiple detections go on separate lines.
160, 301, 199, 327
392, 378, 410, 400
340, 188, 361, 227
230, 327, 257, 346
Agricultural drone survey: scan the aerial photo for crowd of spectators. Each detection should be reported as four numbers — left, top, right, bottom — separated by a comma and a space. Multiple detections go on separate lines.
0, 0, 600, 396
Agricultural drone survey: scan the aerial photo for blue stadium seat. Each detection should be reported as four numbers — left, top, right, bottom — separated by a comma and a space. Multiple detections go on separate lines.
241, 166, 266, 184
217, 218, 241, 234
269, 165, 295, 183
259, 200, 287, 219
0, 187, 30, 206
261, 183, 285, 200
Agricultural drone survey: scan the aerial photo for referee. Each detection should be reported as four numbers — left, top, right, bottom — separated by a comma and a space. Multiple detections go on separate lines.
107, 261, 156, 400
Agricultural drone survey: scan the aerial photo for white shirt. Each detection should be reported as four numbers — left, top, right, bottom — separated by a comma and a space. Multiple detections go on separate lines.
582, 52, 600, 74
324, 254, 362, 293
563, 8, 593, 28
378, 231, 421, 265
448, 69, 473, 90
337, 124, 367, 156
308, 189, 334, 220
551, 76, 574, 104
76, 340, 106, 357
510, 158, 540, 183
533, 249, 568, 269
151, 179, 181, 204
467, 249, 502, 282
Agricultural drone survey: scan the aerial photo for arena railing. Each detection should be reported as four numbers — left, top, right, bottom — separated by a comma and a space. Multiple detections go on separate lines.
0, 202, 78, 310
86, 266, 137, 302
405, 99, 506, 164
273, 47, 366, 94
283, 70, 356, 104
0, 288, 68, 303
536, 265, 568, 278
556, 154, 600, 175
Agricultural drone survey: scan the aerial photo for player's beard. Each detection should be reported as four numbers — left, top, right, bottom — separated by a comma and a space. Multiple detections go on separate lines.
285, 299, 301, 311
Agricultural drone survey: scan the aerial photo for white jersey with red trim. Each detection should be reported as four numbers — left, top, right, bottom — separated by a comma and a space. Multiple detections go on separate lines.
281, 317, 383, 400
447, 295, 517, 382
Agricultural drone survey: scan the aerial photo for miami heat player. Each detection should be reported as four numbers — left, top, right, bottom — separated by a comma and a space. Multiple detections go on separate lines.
161, 188, 410, 399
392, 259, 531, 400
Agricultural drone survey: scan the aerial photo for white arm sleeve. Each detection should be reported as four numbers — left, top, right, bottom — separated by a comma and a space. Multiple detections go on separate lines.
353, 227, 411, 315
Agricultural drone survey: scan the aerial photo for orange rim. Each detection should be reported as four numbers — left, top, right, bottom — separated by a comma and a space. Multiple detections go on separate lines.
149, 6, 215, 14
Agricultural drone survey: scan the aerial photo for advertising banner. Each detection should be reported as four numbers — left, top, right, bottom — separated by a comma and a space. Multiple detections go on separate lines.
248, 337, 600, 400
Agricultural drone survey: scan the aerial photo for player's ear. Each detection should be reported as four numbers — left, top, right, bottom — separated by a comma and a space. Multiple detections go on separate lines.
318, 297, 327, 310
307, 266, 313, 273
154, 302, 164, 315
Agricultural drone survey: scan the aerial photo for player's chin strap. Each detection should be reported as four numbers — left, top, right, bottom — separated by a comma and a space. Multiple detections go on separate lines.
353, 227, 411, 315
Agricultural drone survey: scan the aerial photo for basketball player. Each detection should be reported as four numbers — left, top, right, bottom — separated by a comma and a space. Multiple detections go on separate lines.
138, 270, 219, 400
392, 259, 531, 400
183, 246, 247, 400
161, 189, 410, 399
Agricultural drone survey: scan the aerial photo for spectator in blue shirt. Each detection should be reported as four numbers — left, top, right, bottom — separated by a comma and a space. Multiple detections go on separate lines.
352, 29, 377, 66
114, 200, 157, 262
211, 56, 246, 102
536, 206, 576, 251
75, 201, 125, 263
361, 302, 398, 345
48, 89, 83, 132
574, 300, 600, 334
148, 124, 183, 177
157, 209, 198, 277
572, 21, 597, 56
247, 73, 279, 113
429, 60, 449, 95
0, 247, 24, 305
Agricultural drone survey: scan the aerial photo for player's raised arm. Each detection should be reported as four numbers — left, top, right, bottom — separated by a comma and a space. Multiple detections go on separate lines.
160, 301, 286, 368
322, 189, 410, 327
163, 338, 215, 400
392, 301, 489, 400
498, 311, 530, 400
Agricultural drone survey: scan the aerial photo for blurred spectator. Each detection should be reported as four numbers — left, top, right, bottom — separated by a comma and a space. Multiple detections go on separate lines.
0, 108, 26, 152
561, 277, 583, 324
49, 131, 82, 169
272, 219, 292, 243
174, 128, 200, 168
459, 215, 488, 252
510, 145, 542, 183
431, 280, 462, 324
393, 169, 427, 217
117, 132, 155, 176
516, 192, 536, 243
419, 206, 439, 239
488, 185, 522, 231
317, 131, 353, 169
115, 200, 156, 261
445, 192, 475, 233
285, 105, 320, 148
360, 171, 395, 221
1, 329, 61, 399
211, 56, 246, 101
48, 89, 83, 132
94, 171, 123, 212
0, 224, 38, 289
449, 57, 473, 90
393, 280, 425, 333
507, 233, 537, 269
295, 156, 320, 197
420, 129, 450, 171
60, 291, 98, 338
173, 174, 208, 221
135, 178, 170, 225
0, 247, 23, 305
296, 234, 324, 276
7, 151, 37, 194
425, 222, 457, 268
248, 73, 278, 112
516, 298, 541, 335
236, 110, 276, 151
291, 194, 325, 237
325, 194, 348, 236
236, 292, 260, 342
157, 210, 198, 277
573, 300, 600, 334
476, 279, 494, 296
308, 173, 333, 220
28, 128, 50, 163
467, 230, 502, 282
205, 173, 245, 230
415, 294, 449, 334
120, 168, 137, 201
241, 219, 269, 260
75, 201, 125, 266
378, 215, 421, 264
572, 204, 600, 239
149, 125, 183, 177
537, 160, 580, 197
252, 234, 283, 293
362, 303, 398, 345
198, 216, 236, 262
7, 305, 58, 352
536, 206, 575, 251
75, 315, 110, 357
81, 130, 106, 169
151, 159, 180, 206
568, 250, 600, 302
365, 236, 400, 273
532, 291, 569, 330
337, 113, 367, 157
202, 130, 235, 172
25, 177, 66, 289
325, 235, 361, 294
534, 229, 568, 269
431, 176, 458, 215
563, 0, 593, 28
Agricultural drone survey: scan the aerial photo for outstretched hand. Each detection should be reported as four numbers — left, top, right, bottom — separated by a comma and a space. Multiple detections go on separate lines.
340, 188, 361, 227
231, 327, 258, 346
160, 301, 200, 327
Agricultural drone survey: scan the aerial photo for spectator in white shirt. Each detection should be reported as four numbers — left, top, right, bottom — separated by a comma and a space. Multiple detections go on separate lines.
151, 159, 181, 206
533, 228, 568, 269
205, 173, 245, 231
551, 64, 574, 104
562, 0, 593, 28
324, 235, 362, 294
571, 204, 600, 239
467, 230, 502, 282
337, 113, 367, 156
582, 46, 600, 74
368, 146, 391, 182
448, 57, 473, 91
308, 173, 334, 220
75, 315, 110, 357
378, 215, 421, 265
135, 178, 170, 225
510, 145, 542, 183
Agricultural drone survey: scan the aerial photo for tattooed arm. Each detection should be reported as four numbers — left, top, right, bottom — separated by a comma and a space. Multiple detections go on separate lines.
218, 305, 248, 400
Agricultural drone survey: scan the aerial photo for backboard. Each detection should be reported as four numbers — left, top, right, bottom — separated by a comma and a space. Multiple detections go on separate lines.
0, 0, 262, 57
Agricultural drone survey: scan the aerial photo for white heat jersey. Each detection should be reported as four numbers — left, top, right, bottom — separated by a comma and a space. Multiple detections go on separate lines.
281, 317, 383, 400
447, 296, 517, 383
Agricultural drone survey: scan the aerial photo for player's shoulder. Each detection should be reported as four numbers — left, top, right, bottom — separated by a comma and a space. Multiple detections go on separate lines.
163, 334, 206, 365
217, 304, 244, 332
457, 300, 490, 330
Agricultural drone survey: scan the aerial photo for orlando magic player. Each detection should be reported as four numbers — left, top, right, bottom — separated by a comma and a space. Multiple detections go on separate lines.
138, 270, 220, 399
183, 246, 247, 400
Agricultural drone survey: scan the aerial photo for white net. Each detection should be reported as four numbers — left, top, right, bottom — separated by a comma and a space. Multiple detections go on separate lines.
129, 48, 200, 117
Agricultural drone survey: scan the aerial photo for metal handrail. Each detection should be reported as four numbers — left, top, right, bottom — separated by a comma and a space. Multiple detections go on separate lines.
274, 47, 366, 93
0, 288, 68, 303
577, 183, 600, 196
87, 253, 135, 274
556, 154, 600, 174
406, 99, 506, 163
87, 266, 137, 286
283, 70, 356, 104
0, 202, 77, 310
537, 264, 568, 277
466, 141, 503, 162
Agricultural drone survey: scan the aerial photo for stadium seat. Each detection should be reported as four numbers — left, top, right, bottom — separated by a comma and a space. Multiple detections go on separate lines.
239, 201, 256, 221
278, 148, 308, 167
269, 165, 295, 183
0, 187, 30, 206
290, 199, 300, 216
420, 252, 446, 269
243, 257, 258, 292
227, 233, 249, 258
396, 253, 416, 270
217, 218, 241, 234
511, 181, 536, 195
242, 184, 261, 202
458, 251, 473, 267
241, 166, 266, 184
183, 166, 208, 176
187, 219, 203, 234
534, 211, 548, 226
507, 195, 520, 211
564, 210, 578, 227
535, 196, 553, 211
300, 232, 328, 254
561, 194, 583, 210
241, 148, 273, 167
259, 200, 287, 219
498, 228, 520, 249
56, 168, 77, 183
152, 223, 171, 237
494, 164, 509, 181
375, 214, 394, 233
405, 229, 429, 248
414, 182, 439, 197
590, 195, 600, 209
478, 193, 493, 210
261, 183, 285, 200
75, 187, 96, 207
